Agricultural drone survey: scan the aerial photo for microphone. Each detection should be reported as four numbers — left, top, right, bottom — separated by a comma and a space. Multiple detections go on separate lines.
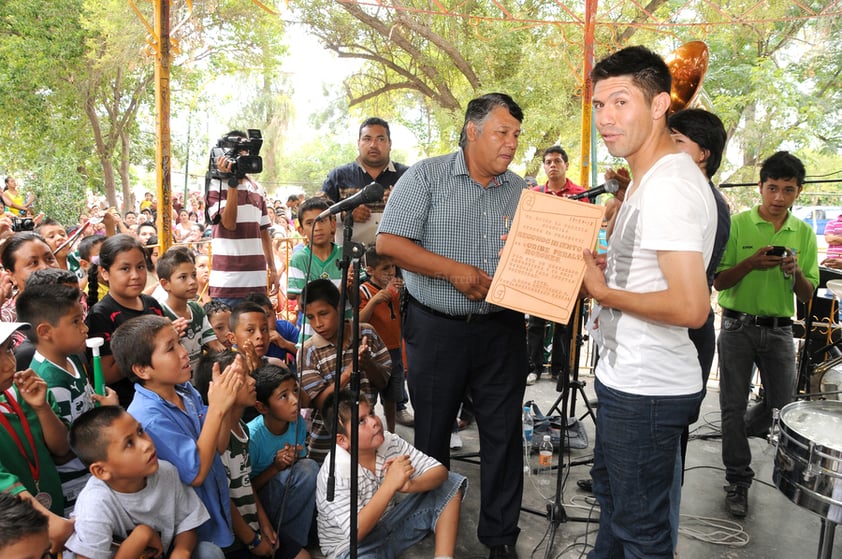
315, 182, 385, 221
568, 179, 620, 200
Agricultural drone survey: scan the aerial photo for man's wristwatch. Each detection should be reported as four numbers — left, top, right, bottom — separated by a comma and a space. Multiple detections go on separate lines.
247, 531, 262, 551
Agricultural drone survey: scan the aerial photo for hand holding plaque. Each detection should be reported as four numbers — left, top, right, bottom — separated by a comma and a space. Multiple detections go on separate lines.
486, 190, 604, 323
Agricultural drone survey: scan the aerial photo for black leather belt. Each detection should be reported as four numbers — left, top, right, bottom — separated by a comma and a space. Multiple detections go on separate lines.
408, 295, 503, 323
722, 308, 792, 328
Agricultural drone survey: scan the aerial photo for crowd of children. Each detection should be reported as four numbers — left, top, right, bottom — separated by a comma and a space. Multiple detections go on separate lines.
0, 187, 463, 559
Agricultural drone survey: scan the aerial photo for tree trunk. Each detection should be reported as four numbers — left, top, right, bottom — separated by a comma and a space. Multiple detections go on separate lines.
119, 129, 133, 213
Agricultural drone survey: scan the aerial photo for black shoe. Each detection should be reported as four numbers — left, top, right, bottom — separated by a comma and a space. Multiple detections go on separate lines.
577, 478, 593, 492
488, 544, 518, 559
724, 484, 748, 518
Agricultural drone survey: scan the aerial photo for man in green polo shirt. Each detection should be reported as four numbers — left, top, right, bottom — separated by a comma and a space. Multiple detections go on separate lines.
714, 150, 819, 519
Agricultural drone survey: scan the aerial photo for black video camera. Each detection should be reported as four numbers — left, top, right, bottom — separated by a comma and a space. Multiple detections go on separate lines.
11, 217, 35, 232
208, 129, 263, 186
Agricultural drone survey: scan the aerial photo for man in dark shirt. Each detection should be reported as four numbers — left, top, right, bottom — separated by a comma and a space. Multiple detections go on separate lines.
321, 117, 409, 247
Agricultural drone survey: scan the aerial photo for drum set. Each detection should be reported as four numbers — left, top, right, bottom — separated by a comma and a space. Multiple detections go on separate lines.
770, 278, 842, 558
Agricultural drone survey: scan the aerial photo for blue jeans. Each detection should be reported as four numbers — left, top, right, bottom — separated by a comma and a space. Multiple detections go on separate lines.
589, 379, 702, 559
336, 472, 467, 559
718, 317, 795, 487
256, 458, 319, 559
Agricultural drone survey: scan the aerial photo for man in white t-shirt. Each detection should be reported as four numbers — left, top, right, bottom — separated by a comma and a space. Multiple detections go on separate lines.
581, 46, 716, 558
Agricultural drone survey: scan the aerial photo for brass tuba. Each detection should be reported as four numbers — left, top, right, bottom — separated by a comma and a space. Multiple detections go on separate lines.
664, 41, 709, 113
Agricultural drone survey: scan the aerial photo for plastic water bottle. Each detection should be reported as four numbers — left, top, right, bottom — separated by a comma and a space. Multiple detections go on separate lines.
522, 405, 534, 474
522, 405, 534, 447
538, 435, 553, 486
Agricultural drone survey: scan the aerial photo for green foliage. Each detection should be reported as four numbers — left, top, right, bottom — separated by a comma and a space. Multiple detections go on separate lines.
275, 138, 358, 195
28, 160, 87, 227
292, 0, 842, 193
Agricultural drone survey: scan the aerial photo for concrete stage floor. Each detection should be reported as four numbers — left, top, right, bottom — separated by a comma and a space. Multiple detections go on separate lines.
356, 369, 841, 559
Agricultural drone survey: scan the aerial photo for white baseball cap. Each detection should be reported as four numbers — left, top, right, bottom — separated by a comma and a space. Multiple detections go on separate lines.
0, 322, 30, 345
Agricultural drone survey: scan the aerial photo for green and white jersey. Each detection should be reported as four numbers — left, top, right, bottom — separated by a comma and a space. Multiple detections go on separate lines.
161, 300, 218, 377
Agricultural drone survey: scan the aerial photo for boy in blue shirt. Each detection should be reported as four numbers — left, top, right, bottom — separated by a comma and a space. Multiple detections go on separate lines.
247, 364, 318, 559
113, 315, 243, 550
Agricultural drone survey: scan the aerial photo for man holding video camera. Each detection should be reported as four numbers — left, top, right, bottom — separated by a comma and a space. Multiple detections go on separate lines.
206, 129, 277, 307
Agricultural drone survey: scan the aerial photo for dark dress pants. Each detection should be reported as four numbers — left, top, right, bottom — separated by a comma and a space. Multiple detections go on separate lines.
403, 302, 528, 547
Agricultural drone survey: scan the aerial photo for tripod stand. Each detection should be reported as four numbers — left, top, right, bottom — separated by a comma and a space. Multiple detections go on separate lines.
521, 298, 597, 559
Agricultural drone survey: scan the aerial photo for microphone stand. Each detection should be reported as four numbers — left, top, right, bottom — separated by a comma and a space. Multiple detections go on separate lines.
325, 212, 365, 559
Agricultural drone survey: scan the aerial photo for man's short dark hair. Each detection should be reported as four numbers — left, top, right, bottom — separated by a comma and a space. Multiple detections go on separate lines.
17, 283, 82, 344
543, 146, 569, 164
303, 279, 340, 310
592, 45, 671, 105
69, 405, 127, 467
760, 151, 806, 187
124, 210, 137, 218
156, 246, 195, 281
669, 109, 728, 179
359, 117, 391, 140
0, 492, 48, 550
111, 315, 173, 383
136, 222, 157, 234
229, 301, 269, 331
297, 197, 331, 227
459, 93, 524, 149
255, 364, 295, 406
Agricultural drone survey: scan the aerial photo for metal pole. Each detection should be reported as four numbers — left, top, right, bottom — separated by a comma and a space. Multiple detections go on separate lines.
154, 0, 172, 252
578, 0, 597, 188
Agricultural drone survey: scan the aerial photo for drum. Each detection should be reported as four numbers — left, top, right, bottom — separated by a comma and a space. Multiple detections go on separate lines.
772, 400, 842, 520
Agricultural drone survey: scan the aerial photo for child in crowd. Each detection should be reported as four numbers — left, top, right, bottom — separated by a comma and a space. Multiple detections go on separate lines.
86, 234, 169, 407
14, 268, 83, 371
205, 300, 233, 350
243, 292, 299, 368
76, 234, 105, 294
317, 390, 466, 559
300, 279, 389, 463
16, 283, 117, 513
35, 218, 76, 276
0, 492, 50, 559
157, 247, 224, 377
195, 351, 284, 559
140, 191, 155, 213
66, 406, 222, 559
0, 322, 74, 553
114, 315, 242, 550
359, 247, 411, 432
143, 234, 161, 295
247, 364, 318, 559
196, 253, 212, 305
287, 197, 343, 341
228, 302, 289, 374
